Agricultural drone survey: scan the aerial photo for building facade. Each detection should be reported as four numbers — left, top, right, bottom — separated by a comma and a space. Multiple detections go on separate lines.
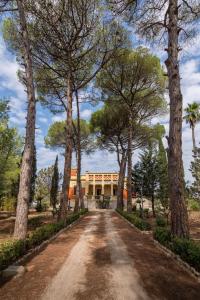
68, 169, 154, 210
69, 169, 127, 205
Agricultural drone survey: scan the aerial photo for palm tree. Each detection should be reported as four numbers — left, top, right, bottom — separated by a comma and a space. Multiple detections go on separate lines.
184, 102, 200, 151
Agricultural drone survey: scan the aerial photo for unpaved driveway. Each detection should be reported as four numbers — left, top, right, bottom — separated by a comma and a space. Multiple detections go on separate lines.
1, 211, 200, 300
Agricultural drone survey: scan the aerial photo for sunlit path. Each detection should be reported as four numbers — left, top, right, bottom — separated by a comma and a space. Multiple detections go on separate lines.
1, 211, 200, 300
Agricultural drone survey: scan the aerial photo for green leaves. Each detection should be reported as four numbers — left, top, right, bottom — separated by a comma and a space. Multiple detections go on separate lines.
0, 99, 22, 204
184, 102, 200, 127
190, 147, 200, 201
45, 119, 95, 155
116, 209, 151, 230
96, 47, 166, 121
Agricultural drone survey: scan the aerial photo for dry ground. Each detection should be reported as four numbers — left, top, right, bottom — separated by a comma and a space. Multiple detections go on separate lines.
0, 211, 53, 244
0, 210, 200, 300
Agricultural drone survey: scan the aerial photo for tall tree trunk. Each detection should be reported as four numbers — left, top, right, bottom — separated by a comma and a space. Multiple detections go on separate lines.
151, 194, 155, 218
192, 125, 196, 151
74, 90, 83, 212
59, 75, 73, 220
121, 155, 127, 209
14, 0, 36, 239
127, 116, 132, 212
165, 0, 189, 238
117, 151, 127, 210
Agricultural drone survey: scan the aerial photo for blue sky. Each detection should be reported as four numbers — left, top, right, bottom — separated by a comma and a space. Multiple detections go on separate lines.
0, 32, 200, 182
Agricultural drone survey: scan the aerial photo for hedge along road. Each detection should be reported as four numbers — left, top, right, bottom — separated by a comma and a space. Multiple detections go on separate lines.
1, 211, 200, 300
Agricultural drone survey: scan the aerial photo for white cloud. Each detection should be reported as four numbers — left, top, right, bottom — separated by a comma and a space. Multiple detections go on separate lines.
180, 59, 200, 108
80, 150, 119, 173
1, 34, 200, 183
38, 117, 48, 124
37, 146, 61, 170
181, 35, 200, 60
80, 109, 93, 119
0, 40, 25, 99
51, 113, 66, 123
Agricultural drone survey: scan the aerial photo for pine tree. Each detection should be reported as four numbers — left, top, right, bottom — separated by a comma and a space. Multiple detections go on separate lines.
50, 156, 59, 217
133, 143, 158, 217
29, 146, 37, 204
157, 137, 169, 211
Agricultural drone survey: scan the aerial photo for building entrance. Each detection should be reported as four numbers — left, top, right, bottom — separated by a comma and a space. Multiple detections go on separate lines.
96, 188, 102, 196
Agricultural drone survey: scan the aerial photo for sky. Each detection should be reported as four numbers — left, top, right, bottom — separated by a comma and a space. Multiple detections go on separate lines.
0, 29, 200, 183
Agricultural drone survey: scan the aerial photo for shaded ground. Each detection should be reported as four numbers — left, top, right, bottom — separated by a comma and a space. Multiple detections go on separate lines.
188, 211, 200, 242
1, 209, 200, 245
0, 211, 54, 244
1, 211, 200, 300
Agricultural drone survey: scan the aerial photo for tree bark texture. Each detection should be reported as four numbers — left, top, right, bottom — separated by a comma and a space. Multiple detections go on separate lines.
14, 0, 36, 239
165, 0, 189, 238
74, 90, 84, 212
117, 151, 127, 210
151, 194, 155, 218
59, 75, 73, 220
192, 125, 196, 151
127, 117, 133, 212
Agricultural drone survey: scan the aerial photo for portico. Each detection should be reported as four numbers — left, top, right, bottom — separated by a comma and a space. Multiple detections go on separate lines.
87, 183, 117, 198
85, 172, 119, 199
68, 169, 127, 204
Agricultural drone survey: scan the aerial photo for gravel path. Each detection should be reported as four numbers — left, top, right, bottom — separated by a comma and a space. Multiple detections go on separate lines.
1, 211, 200, 300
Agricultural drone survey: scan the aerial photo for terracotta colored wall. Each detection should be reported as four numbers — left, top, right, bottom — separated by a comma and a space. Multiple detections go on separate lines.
123, 189, 128, 200
68, 187, 74, 199
68, 186, 85, 199
71, 169, 77, 176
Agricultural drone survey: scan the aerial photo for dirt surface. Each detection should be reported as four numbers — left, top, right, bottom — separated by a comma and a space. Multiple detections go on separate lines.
0, 212, 53, 244
188, 211, 200, 242
1, 211, 200, 300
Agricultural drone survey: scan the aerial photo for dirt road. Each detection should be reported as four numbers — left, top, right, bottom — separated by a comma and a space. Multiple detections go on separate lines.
1, 211, 200, 300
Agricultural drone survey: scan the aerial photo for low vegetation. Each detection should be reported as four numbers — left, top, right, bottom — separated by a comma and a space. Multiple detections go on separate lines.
0, 209, 88, 272
117, 207, 200, 273
116, 209, 151, 231
154, 226, 200, 272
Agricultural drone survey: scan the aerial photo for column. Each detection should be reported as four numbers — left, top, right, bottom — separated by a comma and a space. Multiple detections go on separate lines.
84, 174, 89, 198
102, 175, 104, 195
93, 176, 95, 196
85, 183, 89, 195
111, 183, 114, 197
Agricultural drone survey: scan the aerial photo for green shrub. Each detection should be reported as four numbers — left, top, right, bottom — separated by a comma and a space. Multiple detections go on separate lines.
132, 205, 137, 212
35, 202, 43, 212
79, 208, 88, 215
143, 208, 149, 218
0, 209, 88, 272
26, 222, 62, 249
28, 216, 43, 229
116, 209, 151, 231
156, 216, 167, 227
35, 202, 48, 212
1, 197, 16, 212
171, 238, 200, 271
153, 227, 200, 272
153, 227, 171, 246
188, 199, 200, 211
0, 240, 26, 271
